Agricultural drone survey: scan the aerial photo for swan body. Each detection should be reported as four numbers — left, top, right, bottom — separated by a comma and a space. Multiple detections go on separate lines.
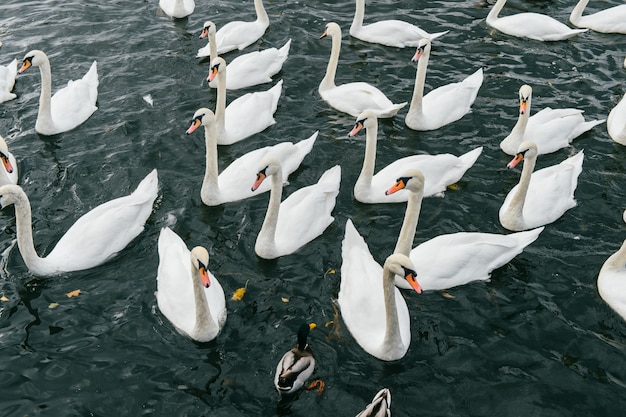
197, 0, 269, 56
156, 227, 226, 342
499, 141, 583, 231
405, 38, 483, 131
608, 92, 626, 145
356, 388, 391, 417
500, 84, 605, 155
598, 231, 626, 322
0, 59, 17, 103
569, 0, 626, 34
0, 170, 158, 276
252, 159, 340, 259
274, 323, 316, 394
202, 22, 289, 90
339, 219, 421, 361
350, 0, 448, 47
319, 22, 406, 118
349, 110, 482, 203
207, 57, 281, 145
486, 0, 588, 41
0, 135, 18, 187
159, 0, 194, 18
19, 50, 98, 135
387, 170, 544, 290
186, 108, 316, 206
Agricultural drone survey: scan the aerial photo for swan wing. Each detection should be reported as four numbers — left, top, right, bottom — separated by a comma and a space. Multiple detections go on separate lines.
222, 39, 290, 89
49, 61, 98, 132
489, 13, 587, 41
598, 242, 626, 321
573, 6, 626, 33
0, 59, 17, 103
320, 82, 406, 118
216, 20, 268, 53
352, 20, 436, 47
608, 93, 626, 145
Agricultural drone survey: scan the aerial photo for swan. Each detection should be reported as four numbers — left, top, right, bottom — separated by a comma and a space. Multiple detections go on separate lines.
196, 0, 269, 56
251, 159, 341, 259
598, 212, 626, 322
405, 38, 483, 131
0, 134, 18, 187
200, 22, 290, 90
207, 57, 281, 145
386, 169, 544, 291
608, 92, 626, 145
569, 0, 626, 34
274, 323, 316, 395
186, 108, 317, 206
159, 0, 194, 18
339, 219, 422, 361
349, 0, 448, 47
349, 110, 482, 203
18, 50, 98, 136
319, 22, 407, 118
355, 388, 391, 417
0, 58, 17, 104
499, 141, 583, 231
486, 0, 588, 41
0, 169, 158, 276
156, 227, 226, 342
500, 84, 605, 155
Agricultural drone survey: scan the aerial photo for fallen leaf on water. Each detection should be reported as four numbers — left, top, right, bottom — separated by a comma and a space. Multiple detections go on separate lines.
0, 294, 9, 302
440, 291, 455, 299
49, 303, 59, 309
323, 268, 335, 279
143, 94, 154, 107
325, 320, 334, 328
306, 379, 325, 394
281, 297, 289, 303
66, 289, 81, 298
231, 279, 249, 301
447, 183, 460, 191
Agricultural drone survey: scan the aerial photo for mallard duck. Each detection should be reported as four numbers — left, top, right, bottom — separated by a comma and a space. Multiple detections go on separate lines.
274, 323, 316, 394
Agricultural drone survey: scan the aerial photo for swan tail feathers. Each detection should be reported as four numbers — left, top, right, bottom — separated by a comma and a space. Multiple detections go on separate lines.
511, 226, 544, 249
295, 131, 318, 155
375, 102, 408, 118
278, 39, 292, 58
318, 165, 341, 187
133, 169, 159, 202
570, 118, 606, 139
269, 79, 283, 111
458, 146, 483, 168
428, 30, 449, 41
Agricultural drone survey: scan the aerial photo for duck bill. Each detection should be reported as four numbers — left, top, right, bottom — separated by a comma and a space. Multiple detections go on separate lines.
406, 272, 422, 294
1, 155, 13, 174
252, 172, 266, 191
385, 180, 405, 196
200, 266, 211, 288
186, 119, 201, 135
507, 153, 524, 169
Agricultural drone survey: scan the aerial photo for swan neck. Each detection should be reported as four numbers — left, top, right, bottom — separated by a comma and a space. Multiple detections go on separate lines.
36, 59, 54, 128
320, 32, 341, 91
209, 27, 217, 60
487, 0, 506, 23
408, 49, 429, 117
254, 0, 269, 24
569, 0, 588, 23
605, 239, 626, 271
11, 189, 47, 274
510, 99, 531, 138
215, 69, 227, 135
257, 170, 283, 250
356, 121, 378, 190
507, 154, 536, 222
351, 0, 365, 32
190, 262, 216, 336
381, 266, 403, 353
201, 122, 219, 197
394, 189, 424, 256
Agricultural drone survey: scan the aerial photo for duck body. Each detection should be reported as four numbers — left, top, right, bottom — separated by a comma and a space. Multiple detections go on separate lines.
499, 141, 583, 231
156, 227, 226, 342
405, 38, 483, 131
569, 0, 626, 34
0, 134, 18, 187
608, 92, 626, 145
598, 239, 626, 321
252, 160, 341, 259
486, 0, 588, 41
319, 22, 406, 118
274, 323, 316, 394
159, 0, 195, 18
0, 58, 17, 103
0, 170, 158, 276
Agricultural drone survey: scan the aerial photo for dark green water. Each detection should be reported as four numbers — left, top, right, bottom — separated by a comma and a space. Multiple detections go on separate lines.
1, 0, 626, 415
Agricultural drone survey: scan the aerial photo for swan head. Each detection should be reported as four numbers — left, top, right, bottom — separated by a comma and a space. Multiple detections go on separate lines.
507, 140, 538, 169
207, 57, 226, 82
518, 85, 532, 115
190, 246, 211, 288
0, 135, 14, 174
383, 253, 421, 293
0, 184, 24, 209
18, 50, 47, 74
411, 38, 431, 62
252, 158, 281, 191
385, 170, 425, 196
200, 21, 216, 39
320, 22, 341, 39
186, 108, 215, 134
348, 110, 378, 137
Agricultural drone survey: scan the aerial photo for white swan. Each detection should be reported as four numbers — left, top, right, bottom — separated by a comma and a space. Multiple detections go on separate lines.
339, 219, 421, 361
319, 22, 406, 118
156, 227, 226, 342
598, 213, 626, 322
349, 110, 482, 203
386, 169, 544, 291
569, 0, 626, 34
500, 84, 605, 155
251, 159, 341, 259
486, 0, 588, 41
274, 323, 316, 395
0, 134, 18, 187
207, 57, 281, 145
355, 388, 391, 417
159, 0, 194, 18
499, 141, 583, 231
200, 22, 290, 90
18, 50, 98, 136
186, 108, 317, 206
0, 58, 17, 104
608, 92, 626, 145
405, 38, 483, 131
349, 0, 448, 47
0, 169, 158, 276
197, 0, 269, 56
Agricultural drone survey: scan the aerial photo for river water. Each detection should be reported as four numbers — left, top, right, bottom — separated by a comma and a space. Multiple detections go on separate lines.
1, 0, 626, 415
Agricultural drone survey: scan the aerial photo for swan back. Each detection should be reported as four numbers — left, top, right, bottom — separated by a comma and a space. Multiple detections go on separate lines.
0, 58, 17, 103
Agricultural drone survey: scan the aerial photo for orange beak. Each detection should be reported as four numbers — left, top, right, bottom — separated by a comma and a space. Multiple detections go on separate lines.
519, 98, 528, 115
348, 121, 364, 137
0, 154, 13, 174
200, 266, 211, 288
186, 118, 201, 135
319, 29, 328, 39
252, 171, 266, 191
385, 178, 406, 195
18, 59, 32, 74
507, 153, 524, 169
406, 270, 422, 294
208, 66, 218, 82
411, 47, 424, 62
200, 27, 208, 39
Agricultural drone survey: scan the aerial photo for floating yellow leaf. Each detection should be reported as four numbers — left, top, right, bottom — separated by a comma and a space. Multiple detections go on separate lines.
306, 379, 325, 394
49, 302, 59, 309
281, 297, 289, 303
441, 291, 455, 299
0, 294, 9, 302
323, 268, 335, 279
231, 279, 249, 301
447, 183, 460, 191
66, 289, 81, 298
325, 320, 334, 328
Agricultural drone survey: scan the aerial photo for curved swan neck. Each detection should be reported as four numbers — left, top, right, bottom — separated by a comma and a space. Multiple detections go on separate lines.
257, 169, 284, 251
506, 154, 537, 223
351, 0, 365, 32
569, 0, 588, 24
208, 26, 217, 60
394, 188, 424, 256
189, 262, 216, 336
486, 0, 506, 24
201, 122, 219, 197
35, 57, 54, 130
381, 266, 403, 354
254, 0, 269, 24
408, 47, 430, 117
356, 120, 378, 190
320, 30, 341, 91
11, 188, 47, 275
510, 98, 531, 138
